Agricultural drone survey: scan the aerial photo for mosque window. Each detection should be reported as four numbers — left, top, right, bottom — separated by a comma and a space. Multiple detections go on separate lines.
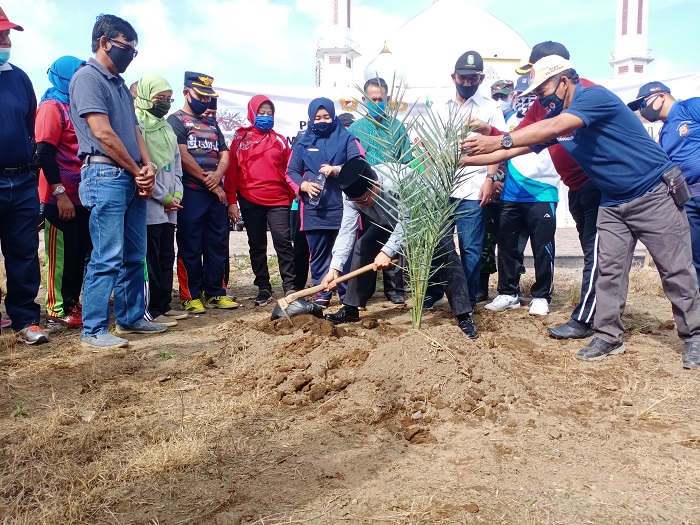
618, 65, 629, 74
635, 65, 644, 73
621, 0, 629, 36
329, 56, 341, 65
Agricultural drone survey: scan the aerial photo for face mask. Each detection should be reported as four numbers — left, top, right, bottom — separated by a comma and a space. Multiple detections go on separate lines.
254, 115, 274, 131
496, 99, 512, 115
106, 44, 134, 74
639, 97, 662, 122
539, 83, 565, 119
456, 83, 479, 101
0, 47, 10, 67
187, 94, 210, 116
312, 120, 336, 137
367, 101, 386, 119
146, 100, 171, 119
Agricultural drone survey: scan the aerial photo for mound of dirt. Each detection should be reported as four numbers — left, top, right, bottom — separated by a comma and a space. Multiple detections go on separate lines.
2, 268, 699, 524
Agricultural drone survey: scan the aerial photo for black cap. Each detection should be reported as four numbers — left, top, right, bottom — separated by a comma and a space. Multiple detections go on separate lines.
184, 71, 218, 97
627, 81, 672, 111
454, 51, 484, 75
338, 157, 377, 199
338, 112, 356, 128
516, 41, 570, 75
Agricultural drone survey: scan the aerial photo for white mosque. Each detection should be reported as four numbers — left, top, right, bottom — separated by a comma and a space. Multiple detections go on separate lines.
315, 0, 654, 89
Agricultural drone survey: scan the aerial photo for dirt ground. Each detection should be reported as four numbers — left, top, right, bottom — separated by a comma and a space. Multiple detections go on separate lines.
1, 262, 699, 525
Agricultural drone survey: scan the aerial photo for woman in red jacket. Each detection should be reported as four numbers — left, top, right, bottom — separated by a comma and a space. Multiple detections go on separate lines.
225, 95, 297, 305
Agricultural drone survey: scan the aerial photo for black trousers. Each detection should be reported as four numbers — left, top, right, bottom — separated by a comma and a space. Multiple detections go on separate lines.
497, 201, 557, 300
146, 222, 176, 318
568, 180, 601, 324
343, 223, 392, 308
359, 213, 405, 297
291, 208, 310, 290
43, 203, 92, 317
430, 236, 472, 316
238, 194, 296, 293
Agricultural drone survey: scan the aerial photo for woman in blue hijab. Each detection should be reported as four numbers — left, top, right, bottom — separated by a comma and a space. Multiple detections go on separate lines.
287, 97, 363, 306
36, 55, 88, 328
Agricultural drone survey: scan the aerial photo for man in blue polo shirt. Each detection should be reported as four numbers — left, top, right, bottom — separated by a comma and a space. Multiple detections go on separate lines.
0, 6, 49, 344
461, 55, 700, 370
70, 13, 167, 349
628, 82, 700, 290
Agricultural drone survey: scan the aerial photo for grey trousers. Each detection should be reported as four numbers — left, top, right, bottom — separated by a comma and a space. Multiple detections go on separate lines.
595, 177, 700, 343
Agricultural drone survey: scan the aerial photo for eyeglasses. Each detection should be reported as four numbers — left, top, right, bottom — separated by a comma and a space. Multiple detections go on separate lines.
153, 96, 175, 103
640, 95, 660, 109
108, 38, 138, 58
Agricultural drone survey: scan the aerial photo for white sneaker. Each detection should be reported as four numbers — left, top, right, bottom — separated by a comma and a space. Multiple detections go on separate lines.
484, 294, 521, 311
529, 298, 549, 316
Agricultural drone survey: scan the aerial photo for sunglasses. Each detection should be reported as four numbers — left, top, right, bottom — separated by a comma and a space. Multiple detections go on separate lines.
492, 93, 509, 101
108, 38, 138, 58
640, 95, 660, 109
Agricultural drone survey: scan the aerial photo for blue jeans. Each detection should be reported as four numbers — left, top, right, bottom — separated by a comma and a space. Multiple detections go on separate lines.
79, 164, 147, 335
452, 198, 485, 305
685, 196, 700, 290
0, 170, 41, 330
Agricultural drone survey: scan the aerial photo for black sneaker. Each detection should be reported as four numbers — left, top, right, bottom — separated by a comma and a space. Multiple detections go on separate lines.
548, 319, 593, 340
385, 293, 405, 304
577, 337, 625, 361
253, 289, 273, 306
683, 341, 700, 369
458, 314, 478, 339
324, 305, 360, 325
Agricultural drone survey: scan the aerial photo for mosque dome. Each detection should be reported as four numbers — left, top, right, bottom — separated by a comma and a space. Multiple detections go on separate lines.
363, 42, 408, 87
354, 0, 531, 88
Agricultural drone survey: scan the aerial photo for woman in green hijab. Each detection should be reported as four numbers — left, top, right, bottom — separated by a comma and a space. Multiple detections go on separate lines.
135, 74, 187, 326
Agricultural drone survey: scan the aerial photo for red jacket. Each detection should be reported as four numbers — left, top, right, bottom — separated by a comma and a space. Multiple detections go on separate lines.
489, 78, 597, 191
224, 95, 296, 206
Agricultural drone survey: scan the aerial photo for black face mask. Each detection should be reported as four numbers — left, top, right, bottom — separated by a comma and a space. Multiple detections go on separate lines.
146, 100, 171, 118
640, 98, 662, 122
106, 44, 134, 74
456, 83, 479, 101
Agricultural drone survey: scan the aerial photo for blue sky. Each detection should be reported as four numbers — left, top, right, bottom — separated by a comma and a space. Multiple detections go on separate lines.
4, 0, 699, 97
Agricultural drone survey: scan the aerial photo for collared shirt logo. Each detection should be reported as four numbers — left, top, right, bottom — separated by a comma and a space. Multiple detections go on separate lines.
679, 123, 690, 136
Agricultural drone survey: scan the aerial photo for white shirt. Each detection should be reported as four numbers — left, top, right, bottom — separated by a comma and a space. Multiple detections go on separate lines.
438, 89, 506, 200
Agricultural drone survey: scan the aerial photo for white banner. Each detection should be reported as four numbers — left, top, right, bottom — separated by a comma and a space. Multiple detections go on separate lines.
214, 73, 700, 228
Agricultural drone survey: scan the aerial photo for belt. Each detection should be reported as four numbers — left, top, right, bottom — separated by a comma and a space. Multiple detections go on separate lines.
84, 155, 121, 168
1, 165, 32, 176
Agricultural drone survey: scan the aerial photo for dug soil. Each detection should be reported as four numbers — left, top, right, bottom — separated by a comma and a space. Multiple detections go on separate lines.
1, 267, 699, 524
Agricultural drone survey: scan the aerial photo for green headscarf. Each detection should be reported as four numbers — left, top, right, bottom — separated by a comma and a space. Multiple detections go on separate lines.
135, 74, 177, 171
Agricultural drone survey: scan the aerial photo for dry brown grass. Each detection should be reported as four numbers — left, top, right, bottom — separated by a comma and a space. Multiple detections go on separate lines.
628, 263, 665, 297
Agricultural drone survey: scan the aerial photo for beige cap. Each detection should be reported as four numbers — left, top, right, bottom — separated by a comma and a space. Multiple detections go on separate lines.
520, 55, 574, 97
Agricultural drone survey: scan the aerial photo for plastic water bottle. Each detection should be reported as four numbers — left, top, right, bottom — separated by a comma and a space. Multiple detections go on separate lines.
308, 172, 326, 206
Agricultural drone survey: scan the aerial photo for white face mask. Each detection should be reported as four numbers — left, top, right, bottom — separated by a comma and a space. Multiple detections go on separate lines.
0, 47, 11, 67
496, 98, 512, 115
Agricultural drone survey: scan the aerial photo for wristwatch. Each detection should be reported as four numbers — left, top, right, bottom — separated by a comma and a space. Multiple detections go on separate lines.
501, 133, 514, 149
52, 185, 66, 196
